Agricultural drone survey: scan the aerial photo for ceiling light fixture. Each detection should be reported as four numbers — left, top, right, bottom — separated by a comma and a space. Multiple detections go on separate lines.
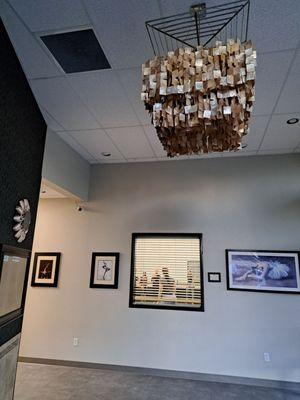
287, 118, 299, 125
141, 1, 255, 157
101, 152, 111, 157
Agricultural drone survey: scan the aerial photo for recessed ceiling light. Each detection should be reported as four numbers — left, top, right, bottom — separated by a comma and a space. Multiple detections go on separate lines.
287, 118, 299, 125
101, 152, 111, 157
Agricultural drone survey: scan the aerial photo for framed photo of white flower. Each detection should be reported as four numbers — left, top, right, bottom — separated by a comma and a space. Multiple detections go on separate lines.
31, 253, 61, 287
226, 250, 300, 294
90, 253, 119, 289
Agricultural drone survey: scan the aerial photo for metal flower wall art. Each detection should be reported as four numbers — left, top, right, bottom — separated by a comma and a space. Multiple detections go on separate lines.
13, 199, 31, 243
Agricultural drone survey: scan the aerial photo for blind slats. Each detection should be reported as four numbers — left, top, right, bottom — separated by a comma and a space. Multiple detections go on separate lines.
131, 236, 202, 310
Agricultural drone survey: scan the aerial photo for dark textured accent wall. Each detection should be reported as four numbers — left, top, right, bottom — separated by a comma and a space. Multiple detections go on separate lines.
0, 17, 46, 396
0, 18, 46, 250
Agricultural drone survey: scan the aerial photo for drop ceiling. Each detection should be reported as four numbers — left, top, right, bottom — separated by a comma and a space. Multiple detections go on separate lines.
0, 0, 299, 164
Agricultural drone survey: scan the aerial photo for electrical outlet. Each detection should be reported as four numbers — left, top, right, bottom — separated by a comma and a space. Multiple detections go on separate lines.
73, 337, 79, 347
263, 352, 270, 362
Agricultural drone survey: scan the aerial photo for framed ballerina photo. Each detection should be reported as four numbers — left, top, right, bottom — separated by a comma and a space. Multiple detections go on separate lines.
226, 250, 300, 294
90, 252, 119, 289
31, 252, 61, 287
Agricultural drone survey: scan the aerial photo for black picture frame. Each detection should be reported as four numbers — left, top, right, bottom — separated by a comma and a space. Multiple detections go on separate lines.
129, 233, 204, 312
0, 244, 31, 327
208, 272, 221, 282
226, 249, 300, 294
31, 252, 61, 287
89, 252, 119, 289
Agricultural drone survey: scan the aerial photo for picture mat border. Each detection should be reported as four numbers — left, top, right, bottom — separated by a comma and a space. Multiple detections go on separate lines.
31, 252, 61, 287
94, 256, 116, 284
226, 249, 300, 294
34, 255, 57, 284
129, 233, 204, 312
89, 252, 119, 289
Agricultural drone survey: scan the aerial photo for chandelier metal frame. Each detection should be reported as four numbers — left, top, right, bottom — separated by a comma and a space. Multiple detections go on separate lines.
146, 0, 250, 55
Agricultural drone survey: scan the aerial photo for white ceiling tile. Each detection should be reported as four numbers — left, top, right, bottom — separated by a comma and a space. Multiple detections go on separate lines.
30, 77, 100, 130
68, 129, 124, 160
160, 0, 300, 53
242, 116, 269, 151
260, 114, 300, 150
57, 132, 95, 160
249, 0, 300, 53
143, 125, 166, 157
67, 70, 140, 128
253, 51, 294, 116
116, 68, 152, 125
275, 50, 300, 114
38, 106, 64, 131
0, 1, 61, 79
8, 0, 90, 32
82, 0, 161, 68
106, 126, 155, 159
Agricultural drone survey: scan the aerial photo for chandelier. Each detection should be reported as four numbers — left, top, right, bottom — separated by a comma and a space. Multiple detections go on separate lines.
141, 1, 256, 157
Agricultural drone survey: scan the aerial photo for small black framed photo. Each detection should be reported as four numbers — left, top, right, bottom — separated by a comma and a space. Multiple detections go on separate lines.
90, 252, 119, 289
31, 252, 61, 287
208, 272, 221, 282
226, 250, 300, 294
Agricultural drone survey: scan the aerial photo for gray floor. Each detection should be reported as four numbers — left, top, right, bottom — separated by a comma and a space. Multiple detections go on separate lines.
14, 363, 300, 400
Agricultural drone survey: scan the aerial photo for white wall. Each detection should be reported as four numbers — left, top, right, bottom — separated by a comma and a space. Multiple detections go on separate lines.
42, 129, 90, 201
20, 154, 300, 382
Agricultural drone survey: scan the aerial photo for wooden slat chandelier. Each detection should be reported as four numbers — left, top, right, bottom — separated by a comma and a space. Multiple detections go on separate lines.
141, 1, 256, 157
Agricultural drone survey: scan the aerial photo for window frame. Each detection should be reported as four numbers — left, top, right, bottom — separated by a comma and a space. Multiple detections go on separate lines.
129, 233, 204, 312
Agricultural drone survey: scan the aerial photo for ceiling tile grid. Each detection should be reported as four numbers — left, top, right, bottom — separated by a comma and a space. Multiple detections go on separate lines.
1, 0, 299, 164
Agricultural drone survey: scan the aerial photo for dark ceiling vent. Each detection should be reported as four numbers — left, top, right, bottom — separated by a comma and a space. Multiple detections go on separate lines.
41, 29, 111, 73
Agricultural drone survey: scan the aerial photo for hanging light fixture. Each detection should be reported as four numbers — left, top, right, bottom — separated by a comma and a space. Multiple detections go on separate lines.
141, 1, 255, 157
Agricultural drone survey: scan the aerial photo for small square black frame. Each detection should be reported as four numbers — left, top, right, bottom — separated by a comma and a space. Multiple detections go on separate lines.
90, 252, 119, 289
129, 233, 204, 312
226, 249, 300, 294
31, 252, 61, 287
208, 272, 221, 282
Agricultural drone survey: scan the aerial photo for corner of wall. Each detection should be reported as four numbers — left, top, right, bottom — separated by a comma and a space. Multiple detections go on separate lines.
42, 128, 90, 201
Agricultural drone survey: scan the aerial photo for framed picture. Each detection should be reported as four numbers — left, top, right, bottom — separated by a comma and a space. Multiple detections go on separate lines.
31, 252, 61, 287
129, 233, 204, 312
226, 250, 300, 294
90, 252, 119, 289
208, 272, 221, 282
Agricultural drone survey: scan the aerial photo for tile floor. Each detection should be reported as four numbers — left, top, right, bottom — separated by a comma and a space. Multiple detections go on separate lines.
14, 362, 300, 400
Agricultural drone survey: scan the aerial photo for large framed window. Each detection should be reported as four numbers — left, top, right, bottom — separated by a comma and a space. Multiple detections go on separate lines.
129, 233, 204, 312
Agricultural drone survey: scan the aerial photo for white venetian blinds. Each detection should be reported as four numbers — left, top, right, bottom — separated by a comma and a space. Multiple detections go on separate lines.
131, 235, 202, 310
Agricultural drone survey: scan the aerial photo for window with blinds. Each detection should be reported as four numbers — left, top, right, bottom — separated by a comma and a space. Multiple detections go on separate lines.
129, 233, 204, 311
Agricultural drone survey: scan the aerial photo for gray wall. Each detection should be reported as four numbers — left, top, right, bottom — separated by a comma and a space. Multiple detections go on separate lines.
20, 154, 300, 382
42, 129, 90, 201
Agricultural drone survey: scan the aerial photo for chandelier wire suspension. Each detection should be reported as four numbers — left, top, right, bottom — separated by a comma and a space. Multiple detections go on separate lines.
146, 0, 250, 55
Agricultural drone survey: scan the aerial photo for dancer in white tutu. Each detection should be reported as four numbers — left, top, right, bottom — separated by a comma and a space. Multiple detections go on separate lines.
235, 261, 290, 282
